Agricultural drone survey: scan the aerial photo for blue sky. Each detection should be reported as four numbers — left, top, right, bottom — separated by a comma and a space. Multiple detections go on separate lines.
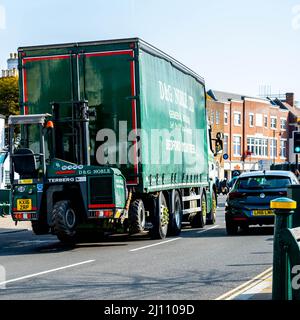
0, 0, 299, 98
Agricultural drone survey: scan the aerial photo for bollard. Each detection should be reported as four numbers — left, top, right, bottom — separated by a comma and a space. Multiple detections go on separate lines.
271, 198, 297, 300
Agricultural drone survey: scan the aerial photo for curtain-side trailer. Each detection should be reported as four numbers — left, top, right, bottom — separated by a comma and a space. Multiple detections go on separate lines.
8, 38, 220, 242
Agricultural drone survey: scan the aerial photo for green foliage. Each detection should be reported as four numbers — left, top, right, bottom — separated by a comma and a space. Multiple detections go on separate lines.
0, 76, 19, 117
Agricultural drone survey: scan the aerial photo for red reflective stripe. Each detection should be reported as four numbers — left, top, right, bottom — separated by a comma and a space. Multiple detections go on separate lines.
13, 207, 38, 212
89, 204, 115, 209
84, 50, 133, 58
23, 55, 70, 64
55, 170, 76, 175
130, 51, 138, 185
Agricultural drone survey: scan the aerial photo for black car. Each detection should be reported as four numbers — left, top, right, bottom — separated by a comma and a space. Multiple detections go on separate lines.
225, 171, 299, 235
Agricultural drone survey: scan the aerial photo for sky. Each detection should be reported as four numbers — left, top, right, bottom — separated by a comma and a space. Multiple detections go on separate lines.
0, 0, 299, 98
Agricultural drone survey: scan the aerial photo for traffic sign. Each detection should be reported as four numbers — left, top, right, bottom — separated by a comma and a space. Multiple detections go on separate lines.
223, 154, 229, 160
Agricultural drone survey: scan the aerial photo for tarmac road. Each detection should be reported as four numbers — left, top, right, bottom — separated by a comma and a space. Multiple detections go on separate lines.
0, 196, 274, 300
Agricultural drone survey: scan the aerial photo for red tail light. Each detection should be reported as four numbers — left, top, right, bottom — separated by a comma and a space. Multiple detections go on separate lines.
229, 192, 246, 200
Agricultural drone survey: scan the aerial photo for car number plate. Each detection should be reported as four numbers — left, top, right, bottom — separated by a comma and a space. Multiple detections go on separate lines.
17, 199, 32, 211
252, 210, 274, 217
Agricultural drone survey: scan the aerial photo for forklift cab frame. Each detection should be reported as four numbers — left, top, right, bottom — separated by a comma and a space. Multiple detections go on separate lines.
8, 114, 52, 183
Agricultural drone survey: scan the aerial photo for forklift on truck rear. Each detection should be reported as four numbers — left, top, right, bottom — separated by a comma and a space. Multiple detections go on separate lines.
8, 105, 128, 243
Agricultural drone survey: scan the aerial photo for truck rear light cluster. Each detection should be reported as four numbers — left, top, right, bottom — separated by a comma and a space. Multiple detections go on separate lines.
14, 213, 32, 220
95, 210, 114, 218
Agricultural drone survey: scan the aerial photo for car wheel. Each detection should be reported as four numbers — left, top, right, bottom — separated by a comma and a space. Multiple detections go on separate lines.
226, 219, 238, 236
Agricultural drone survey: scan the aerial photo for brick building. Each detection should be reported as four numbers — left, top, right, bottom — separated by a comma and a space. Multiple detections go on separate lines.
207, 90, 292, 180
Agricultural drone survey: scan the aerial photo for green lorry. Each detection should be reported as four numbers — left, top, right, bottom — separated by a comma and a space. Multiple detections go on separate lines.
8, 38, 221, 242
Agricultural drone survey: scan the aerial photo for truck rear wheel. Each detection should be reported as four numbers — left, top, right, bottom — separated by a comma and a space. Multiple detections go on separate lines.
52, 201, 77, 243
191, 193, 207, 229
168, 191, 182, 236
207, 192, 217, 225
150, 193, 169, 240
129, 200, 146, 235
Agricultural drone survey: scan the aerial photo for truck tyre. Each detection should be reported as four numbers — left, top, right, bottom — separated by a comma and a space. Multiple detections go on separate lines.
31, 220, 50, 235
191, 193, 207, 229
150, 192, 169, 240
207, 192, 217, 225
52, 201, 77, 243
129, 200, 146, 235
168, 191, 182, 236
226, 219, 239, 236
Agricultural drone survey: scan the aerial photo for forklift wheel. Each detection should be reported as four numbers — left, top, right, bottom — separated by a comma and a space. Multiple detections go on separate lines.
52, 201, 77, 243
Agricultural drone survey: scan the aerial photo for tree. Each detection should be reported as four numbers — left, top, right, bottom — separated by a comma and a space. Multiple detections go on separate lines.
0, 76, 19, 117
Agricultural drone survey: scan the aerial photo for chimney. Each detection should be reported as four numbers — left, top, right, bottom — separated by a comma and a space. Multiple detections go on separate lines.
286, 93, 295, 107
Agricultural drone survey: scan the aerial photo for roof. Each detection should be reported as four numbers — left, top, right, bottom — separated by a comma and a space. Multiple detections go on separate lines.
239, 171, 296, 179
207, 89, 269, 103
281, 102, 300, 118
18, 38, 205, 86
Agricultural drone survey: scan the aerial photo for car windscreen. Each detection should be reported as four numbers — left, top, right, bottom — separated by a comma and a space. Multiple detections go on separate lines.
235, 176, 291, 190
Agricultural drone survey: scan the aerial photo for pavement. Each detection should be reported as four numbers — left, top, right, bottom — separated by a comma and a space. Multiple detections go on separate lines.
0, 215, 32, 234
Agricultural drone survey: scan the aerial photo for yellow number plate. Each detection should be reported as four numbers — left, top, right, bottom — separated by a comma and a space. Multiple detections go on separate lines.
17, 199, 32, 212
253, 210, 274, 217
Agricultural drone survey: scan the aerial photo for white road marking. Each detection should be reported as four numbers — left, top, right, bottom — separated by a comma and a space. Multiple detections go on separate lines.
0, 260, 95, 286
215, 267, 273, 300
197, 225, 220, 234
130, 225, 220, 252
130, 238, 181, 252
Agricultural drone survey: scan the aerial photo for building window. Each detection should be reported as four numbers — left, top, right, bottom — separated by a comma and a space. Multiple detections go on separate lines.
224, 111, 228, 125
280, 140, 287, 158
264, 116, 268, 128
234, 112, 242, 126
249, 114, 254, 127
224, 135, 229, 154
233, 136, 242, 156
210, 111, 214, 125
280, 119, 287, 130
216, 111, 220, 125
256, 114, 263, 127
247, 138, 268, 157
270, 139, 277, 159
271, 117, 277, 129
